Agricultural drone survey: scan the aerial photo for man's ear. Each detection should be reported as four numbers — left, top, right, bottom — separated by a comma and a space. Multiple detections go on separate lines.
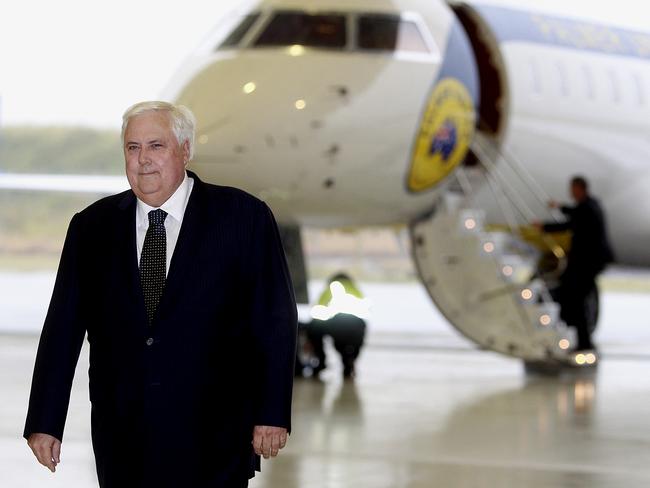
182, 140, 191, 165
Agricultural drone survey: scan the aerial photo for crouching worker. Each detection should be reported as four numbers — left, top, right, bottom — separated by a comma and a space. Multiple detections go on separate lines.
305, 273, 369, 379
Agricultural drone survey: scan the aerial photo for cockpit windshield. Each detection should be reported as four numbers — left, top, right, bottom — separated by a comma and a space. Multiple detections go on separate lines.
357, 14, 430, 53
216, 10, 433, 55
254, 12, 347, 48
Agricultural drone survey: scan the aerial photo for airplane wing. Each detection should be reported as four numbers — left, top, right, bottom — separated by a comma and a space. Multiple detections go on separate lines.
0, 173, 129, 194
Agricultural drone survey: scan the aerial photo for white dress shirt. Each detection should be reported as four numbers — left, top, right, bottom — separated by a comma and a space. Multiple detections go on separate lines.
136, 172, 194, 276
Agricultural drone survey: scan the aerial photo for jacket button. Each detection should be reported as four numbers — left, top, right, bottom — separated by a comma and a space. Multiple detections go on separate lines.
146, 337, 154, 346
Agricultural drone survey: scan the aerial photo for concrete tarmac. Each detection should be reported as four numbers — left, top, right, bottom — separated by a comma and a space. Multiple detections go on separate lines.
3, 333, 650, 487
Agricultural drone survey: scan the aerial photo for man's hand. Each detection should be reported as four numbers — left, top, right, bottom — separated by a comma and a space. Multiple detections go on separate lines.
252, 425, 288, 459
27, 433, 61, 473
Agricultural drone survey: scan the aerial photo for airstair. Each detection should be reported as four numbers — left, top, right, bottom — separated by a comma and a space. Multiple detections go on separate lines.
409, 133, 593, 367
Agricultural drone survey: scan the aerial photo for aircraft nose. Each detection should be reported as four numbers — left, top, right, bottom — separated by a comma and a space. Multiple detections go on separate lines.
166, 45, 437, 215
171, 52, 350, 162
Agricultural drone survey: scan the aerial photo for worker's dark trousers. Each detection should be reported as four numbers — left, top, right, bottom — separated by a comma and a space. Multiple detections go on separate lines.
557, 266, 598, 350
307, 314, 366, 375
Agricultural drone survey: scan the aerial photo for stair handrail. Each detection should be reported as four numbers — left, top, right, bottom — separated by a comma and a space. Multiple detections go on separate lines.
470, 133, 567, 271
473, 135, 543, 219
471, 137, 537, 223
488, 134, 563, 224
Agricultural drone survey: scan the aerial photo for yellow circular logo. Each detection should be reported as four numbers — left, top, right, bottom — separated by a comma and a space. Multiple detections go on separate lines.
407, 78, 476, 193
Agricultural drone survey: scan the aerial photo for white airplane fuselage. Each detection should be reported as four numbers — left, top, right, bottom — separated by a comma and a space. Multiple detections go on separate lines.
163, 0, 650, 266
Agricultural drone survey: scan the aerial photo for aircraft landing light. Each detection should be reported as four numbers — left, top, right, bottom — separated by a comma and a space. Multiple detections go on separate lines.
483, 242, 495, 253
502, 265, 514, 277
585, 353, 597, 365
521, 288, 533, 300
295, 99, 307, 110
464, 218, 476, 230
243, 82, 256, 94
198, 134, 209, 145
559, 339, 571, 350
539, 314, 552, 326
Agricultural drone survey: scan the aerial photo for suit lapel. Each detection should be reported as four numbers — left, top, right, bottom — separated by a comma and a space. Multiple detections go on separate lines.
157, 173, 206, 317
117, 191, 149, 327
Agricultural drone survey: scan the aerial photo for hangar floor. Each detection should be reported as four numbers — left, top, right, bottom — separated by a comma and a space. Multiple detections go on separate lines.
3, 332, 650, 488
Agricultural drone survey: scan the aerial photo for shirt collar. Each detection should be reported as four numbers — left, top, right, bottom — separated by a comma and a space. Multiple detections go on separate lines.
136, 171, 191, 226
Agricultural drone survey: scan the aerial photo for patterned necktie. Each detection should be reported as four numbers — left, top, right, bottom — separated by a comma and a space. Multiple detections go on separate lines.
140, 209, 167, 324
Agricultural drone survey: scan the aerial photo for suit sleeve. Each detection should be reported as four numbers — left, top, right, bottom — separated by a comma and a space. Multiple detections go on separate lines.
543, 221, 571, 233
23, 213, 87, 442
248, 202, 298, 432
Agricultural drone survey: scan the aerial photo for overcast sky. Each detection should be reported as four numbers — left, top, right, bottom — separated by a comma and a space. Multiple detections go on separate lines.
1, 0, 649, 129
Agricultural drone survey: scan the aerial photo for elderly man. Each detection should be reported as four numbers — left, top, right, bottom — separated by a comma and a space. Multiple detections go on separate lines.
24, 101, 297, 487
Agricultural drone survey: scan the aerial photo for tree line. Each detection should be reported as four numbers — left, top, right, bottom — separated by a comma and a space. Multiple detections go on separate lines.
0, 126, 124, 268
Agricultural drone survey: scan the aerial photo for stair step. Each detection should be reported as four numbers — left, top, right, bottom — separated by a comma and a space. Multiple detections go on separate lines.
458, 209, 485, 234
522, 301, 561, 329
497, 254, 536, 283
479, 231, 513, 256
517, 279, 545, 305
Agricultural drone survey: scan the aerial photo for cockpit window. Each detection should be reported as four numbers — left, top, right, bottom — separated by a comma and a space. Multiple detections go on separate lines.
219, 13, 261, 49
254, 12, 347, 48
357, 14, 430, 53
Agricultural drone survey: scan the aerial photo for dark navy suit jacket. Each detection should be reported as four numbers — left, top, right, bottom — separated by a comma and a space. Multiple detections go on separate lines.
24, 171, 298, 487
543, 196, 614, 275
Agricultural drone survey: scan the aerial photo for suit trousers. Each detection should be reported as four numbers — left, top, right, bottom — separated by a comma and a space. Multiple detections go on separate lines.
557, 265, 598, 350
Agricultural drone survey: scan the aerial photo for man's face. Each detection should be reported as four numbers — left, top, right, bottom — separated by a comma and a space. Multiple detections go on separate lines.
124, 111, 189, 207
571, 183, 586, 202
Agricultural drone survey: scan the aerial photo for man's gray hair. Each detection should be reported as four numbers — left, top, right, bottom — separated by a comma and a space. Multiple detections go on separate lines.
121, 101, 197, 160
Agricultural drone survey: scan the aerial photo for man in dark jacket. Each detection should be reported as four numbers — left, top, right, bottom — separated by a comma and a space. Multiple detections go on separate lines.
537, 176, 614, 351
24, 101, 298, 487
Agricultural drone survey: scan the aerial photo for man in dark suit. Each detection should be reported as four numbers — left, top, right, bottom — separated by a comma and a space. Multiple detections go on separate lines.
536, 176, 614, 351
24, 101, 298, 487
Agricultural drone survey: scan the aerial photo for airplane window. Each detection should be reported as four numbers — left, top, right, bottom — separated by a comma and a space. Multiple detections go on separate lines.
632, 72, 646, 106
357, 15, 430, 53
219, 13, 261, 49
555, 61, 569, 97
581, 65, 595, 100
254, 12, 347, 48
607, 69, 621, 103
529, 59, 542, 94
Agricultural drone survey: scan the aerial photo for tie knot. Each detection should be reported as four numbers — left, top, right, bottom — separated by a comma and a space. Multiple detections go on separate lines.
148, 209, 167, 226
